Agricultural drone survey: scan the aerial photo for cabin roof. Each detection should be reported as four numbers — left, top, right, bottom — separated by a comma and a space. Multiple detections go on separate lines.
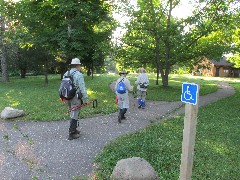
211, 56, 232, 67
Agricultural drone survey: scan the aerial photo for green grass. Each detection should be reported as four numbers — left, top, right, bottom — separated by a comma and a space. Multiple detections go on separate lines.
0, 74, 118, 121
130, 74, 219, 101
0, 74, 218, 121
94, 82, 240, 179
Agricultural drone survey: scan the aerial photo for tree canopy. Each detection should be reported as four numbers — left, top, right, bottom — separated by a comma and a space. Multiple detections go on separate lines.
1, 0, 116, 81
227, 28, 240, 68
117, 0, 240, 86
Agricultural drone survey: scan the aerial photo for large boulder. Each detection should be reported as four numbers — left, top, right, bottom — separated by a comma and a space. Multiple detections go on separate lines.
1, 107, 25, 119
110, 157, 160, 180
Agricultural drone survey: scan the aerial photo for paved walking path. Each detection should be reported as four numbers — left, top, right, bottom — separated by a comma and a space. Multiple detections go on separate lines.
0, 82, 235, 180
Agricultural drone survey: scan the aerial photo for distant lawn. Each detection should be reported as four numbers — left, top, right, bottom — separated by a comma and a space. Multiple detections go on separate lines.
0, 74, 118, 121
129, 74, 219, 101
0, 74, 218, 121
95, 82, 240, 179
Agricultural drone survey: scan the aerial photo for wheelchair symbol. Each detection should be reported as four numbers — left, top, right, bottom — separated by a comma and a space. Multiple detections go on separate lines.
184, 86, 194, 101
181, 83, 198, 105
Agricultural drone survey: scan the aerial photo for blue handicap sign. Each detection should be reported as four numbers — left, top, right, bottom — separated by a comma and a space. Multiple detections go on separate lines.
181, 83, 199, 105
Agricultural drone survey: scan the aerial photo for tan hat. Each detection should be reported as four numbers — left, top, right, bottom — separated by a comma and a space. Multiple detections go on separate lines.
119, 70, 128, 75
139, 68, 146, 73
71, 58, 81, 65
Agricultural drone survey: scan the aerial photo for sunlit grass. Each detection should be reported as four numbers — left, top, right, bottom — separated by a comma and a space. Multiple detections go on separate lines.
128, 74, 219, 101
0, 74, 119, 121
0, 73, 224, 121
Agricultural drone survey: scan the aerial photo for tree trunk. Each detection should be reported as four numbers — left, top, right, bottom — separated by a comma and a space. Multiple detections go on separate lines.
155, 39, 161, 86
87, 68, 91, 76
60, 62, 67, 79
91, 61, 94, 80
0, 16, 9, 82
156, 62, 160, 85
161, 73, 169, 87
1, 44, 9, 82
160, 62, 171, 87
149, 0, 161, 86
20, 68, 26, 78
160, 0, 173, 87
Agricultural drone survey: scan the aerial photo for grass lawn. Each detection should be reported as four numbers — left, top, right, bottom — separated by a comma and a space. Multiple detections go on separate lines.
94, 82, 240, 179
129, 74, 219, 101
0, 74, 218, 121
0, 74, 118, 121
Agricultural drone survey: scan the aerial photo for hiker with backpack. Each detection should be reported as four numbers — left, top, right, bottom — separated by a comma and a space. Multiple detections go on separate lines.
115, 70, 133, 123
62, 58, 89, 140
135, 68, 149, 109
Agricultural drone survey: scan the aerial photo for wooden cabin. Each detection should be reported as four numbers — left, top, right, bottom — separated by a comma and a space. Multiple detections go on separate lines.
193, 57, 240, 78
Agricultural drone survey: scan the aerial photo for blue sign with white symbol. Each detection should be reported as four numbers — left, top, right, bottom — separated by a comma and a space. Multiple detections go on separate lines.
181, 83, 199, 105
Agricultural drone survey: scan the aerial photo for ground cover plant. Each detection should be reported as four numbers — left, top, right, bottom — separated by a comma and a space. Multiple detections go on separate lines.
95, 82, 240, 179
0, 74, 218, 121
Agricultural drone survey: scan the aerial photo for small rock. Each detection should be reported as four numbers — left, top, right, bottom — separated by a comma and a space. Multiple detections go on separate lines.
110, 157, 160, 180
1, 107, 25, 119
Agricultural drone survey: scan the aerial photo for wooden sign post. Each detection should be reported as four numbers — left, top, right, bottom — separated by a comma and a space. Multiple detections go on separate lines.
180, 83, 199, 180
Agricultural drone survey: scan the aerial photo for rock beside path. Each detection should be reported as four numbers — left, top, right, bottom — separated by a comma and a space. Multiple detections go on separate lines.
110, 157, 160, 180
1, 107, 25, 119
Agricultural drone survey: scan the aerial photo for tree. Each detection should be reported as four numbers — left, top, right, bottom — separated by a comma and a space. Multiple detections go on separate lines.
0, 0, 9, 82
227, 28, 240, 68
119, 0, 239, 86
4, 0, 116, 81
16, 46, 55, 79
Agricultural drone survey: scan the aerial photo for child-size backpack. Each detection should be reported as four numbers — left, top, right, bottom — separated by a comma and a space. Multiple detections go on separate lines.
116, 78, 126, 94
59, 71, 77, 100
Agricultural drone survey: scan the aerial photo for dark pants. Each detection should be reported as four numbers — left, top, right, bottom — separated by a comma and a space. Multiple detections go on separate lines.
119, 108, 127, 119
69, 119, 78, 133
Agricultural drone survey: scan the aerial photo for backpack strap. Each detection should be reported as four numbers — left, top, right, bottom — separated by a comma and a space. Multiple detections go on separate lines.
118, 78, 125, 84
70, 70, 77, 78
65, 70, 77, 78
66, 70, 78, 90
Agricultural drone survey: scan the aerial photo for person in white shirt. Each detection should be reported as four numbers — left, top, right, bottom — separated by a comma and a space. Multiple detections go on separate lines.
115, 70, 133, 123
63, 58, 89, 140
135, 68, 149, 109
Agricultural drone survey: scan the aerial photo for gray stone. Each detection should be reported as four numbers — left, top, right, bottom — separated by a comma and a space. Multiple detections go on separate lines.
1, 107, 25, 119
110, 157, 160, 180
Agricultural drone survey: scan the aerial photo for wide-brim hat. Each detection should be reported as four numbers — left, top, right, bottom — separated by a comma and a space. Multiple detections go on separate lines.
71, 58, 81, 65
119, 70, 128, 75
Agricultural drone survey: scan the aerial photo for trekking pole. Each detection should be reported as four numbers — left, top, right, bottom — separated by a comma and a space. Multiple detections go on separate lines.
132, 86, 137, 98
68, 99, 98, 113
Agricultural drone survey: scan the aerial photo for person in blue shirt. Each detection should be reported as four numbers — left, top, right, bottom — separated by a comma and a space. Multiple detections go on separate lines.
63, 58, 89, 140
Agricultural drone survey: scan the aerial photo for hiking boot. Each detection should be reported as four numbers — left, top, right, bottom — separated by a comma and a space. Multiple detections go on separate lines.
142, 101, 145, 109
74, 129, 80, 134
122, 108, 127, 117
118, 115, 121, 123
138, 99, 142, 108
68, 133, 80, 140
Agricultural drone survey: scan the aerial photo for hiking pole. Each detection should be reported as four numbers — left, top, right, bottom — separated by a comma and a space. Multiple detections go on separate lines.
68, 99, 98, 113
132, 86, 137, 98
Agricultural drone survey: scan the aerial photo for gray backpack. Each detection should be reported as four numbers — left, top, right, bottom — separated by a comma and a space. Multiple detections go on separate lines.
59, 71, 77, 100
